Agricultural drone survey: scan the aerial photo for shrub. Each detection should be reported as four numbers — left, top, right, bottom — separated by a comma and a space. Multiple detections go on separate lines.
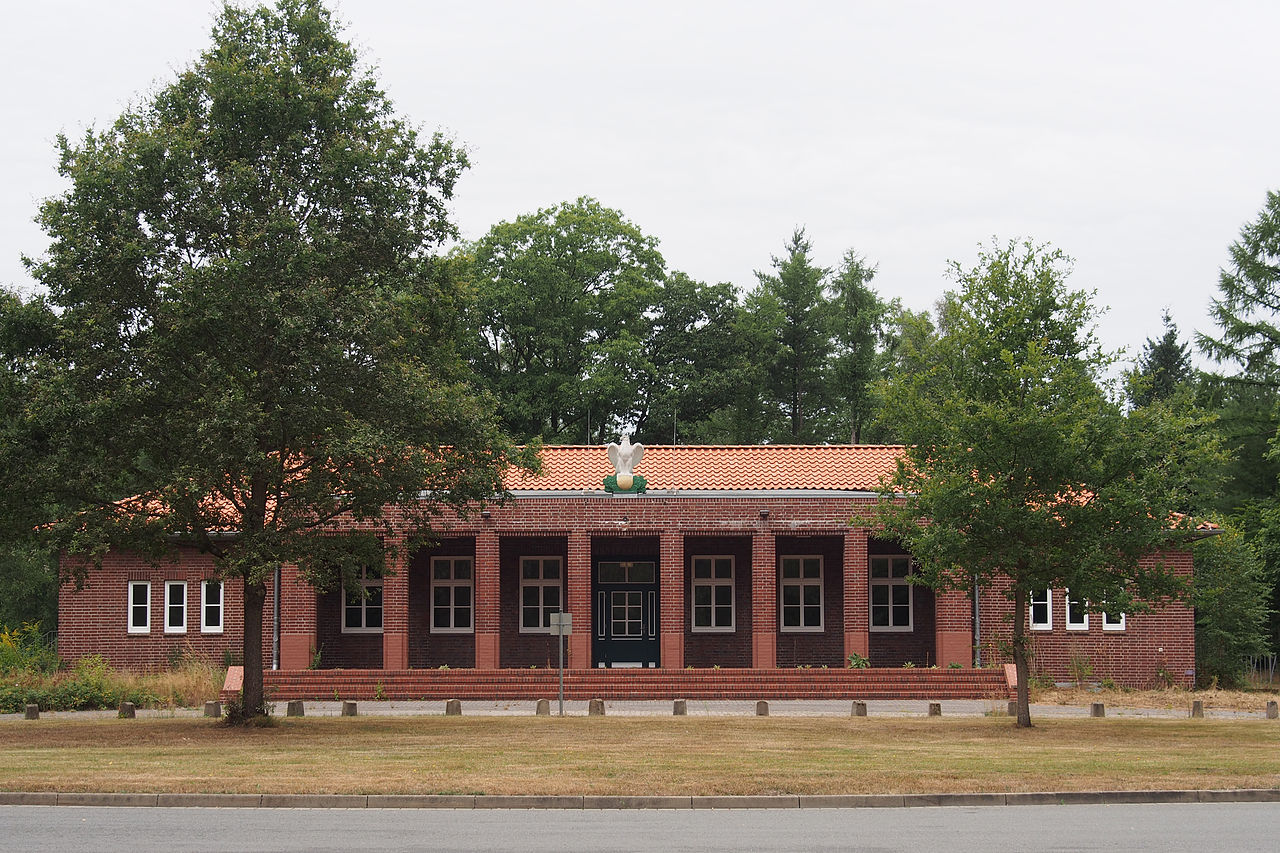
0, 622, 59, 676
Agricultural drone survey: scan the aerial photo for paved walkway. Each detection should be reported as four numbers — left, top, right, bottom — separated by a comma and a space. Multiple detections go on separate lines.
4, 697, 1274, 721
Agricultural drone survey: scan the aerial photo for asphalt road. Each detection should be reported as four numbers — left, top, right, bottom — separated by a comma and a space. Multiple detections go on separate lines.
4, 803, 1279, 852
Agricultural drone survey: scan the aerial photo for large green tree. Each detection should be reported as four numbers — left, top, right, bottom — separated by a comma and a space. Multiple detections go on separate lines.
876, 240, 1220, 727
1127, 310, 1194, 409
829, 250, 893, 444
2, 0, 528, 718
746, 229, 834, 442
1200, 190, 1280, 383
463, 197, 665, 443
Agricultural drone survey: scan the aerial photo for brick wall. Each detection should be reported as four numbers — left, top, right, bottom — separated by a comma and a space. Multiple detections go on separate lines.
977, 550, 1196, 688
58, 548, 258, 671
58, 495, 1197, 688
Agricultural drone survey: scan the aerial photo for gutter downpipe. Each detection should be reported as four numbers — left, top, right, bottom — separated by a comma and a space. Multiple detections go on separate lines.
972, 578, 981, 668
272, 565, 281, 671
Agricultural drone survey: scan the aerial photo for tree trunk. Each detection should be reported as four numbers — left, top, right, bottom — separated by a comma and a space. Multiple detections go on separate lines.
1011, 592, 1033, 728
241, 577, 267, 718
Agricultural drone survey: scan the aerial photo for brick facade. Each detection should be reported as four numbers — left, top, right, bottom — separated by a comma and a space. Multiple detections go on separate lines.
58, 486, 1197, 689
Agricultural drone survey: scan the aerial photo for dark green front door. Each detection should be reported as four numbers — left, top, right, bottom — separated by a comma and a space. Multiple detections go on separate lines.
593, 559, 659, 667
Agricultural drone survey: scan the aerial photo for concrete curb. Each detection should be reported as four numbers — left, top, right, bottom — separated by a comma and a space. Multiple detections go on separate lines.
1, 789, 1278, 809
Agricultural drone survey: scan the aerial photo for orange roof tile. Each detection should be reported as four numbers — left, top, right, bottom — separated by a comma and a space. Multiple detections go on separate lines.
505, 445, 906, 492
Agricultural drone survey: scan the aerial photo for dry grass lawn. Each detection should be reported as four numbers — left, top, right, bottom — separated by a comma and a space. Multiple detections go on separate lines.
1031, 684, 1280, 711
3, 715, 1279, 796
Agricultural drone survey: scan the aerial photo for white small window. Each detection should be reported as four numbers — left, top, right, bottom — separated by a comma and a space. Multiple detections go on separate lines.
201, 580, 223, 633
870, 556, 913, 632
1066, 590, 1088, 630
520, 556, 562, 633
431, 557, 473, 633
779, 555, 823, 632
1102, 610, 1126, 631
343, 567, 383, 633
1029, 588, 1052, 631
691, 556, 735, 632
164, 581, 187, 633
128, 581, 150, 634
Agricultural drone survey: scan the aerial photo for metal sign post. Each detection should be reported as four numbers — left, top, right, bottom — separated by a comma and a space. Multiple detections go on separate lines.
549, 612, 572, 716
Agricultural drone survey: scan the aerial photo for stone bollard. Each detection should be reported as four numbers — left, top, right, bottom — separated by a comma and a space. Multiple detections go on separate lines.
1191, 700, 1204, 718
286, 700, 304, 717
535, 699, 550, 716
341, 701, 357, 717
588, 698, 606, 716
1090, 702, 1105, 718
851, 701, 867, 717
445, 699, 462, 716
1267, 701, 1278, 720
118, 701, 136, 719
756, 700, 769, 716
1008, 700, 1017, 717
24, 704, 39, 720
673, 699, 687, 716
204, 701, 222, 718
927, 702, 942, 717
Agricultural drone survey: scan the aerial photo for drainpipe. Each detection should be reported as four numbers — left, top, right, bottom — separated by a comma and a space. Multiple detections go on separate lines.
272, 564, 281, 671
972, 580, 981, 667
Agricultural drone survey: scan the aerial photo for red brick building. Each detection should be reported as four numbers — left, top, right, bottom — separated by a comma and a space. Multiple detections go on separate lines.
57, 444, 1196, 692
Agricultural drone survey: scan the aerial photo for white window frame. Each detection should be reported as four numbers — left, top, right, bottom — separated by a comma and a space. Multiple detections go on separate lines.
1102, 609, 1126, 631
779, 555, 824, 633
342, 567, 384, 634
127, 581, 150, 634
1065, 589, 1089, 631
691, 555, 735, 633
519, 556, 563, 634
201, 580, 224, 634
1029, 588, 1052, 631
164, 580, 187, 634
430, 556, 474, 634
869, 555, 914, 632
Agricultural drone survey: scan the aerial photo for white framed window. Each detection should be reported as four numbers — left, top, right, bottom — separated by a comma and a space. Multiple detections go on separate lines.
1065, 589, 1088, 630
1102, 609, 1126, 631
127, 581, 150, 634
431, 556, 473, 633
201, 580, 223, 633
164, 581, 187, 633
520, 556, 563, 633
343, 567, 383, 633
870, 556, 913, 632
1029, 588, 1052, 631
691, 555, 735, 632
779, 555, 823, 632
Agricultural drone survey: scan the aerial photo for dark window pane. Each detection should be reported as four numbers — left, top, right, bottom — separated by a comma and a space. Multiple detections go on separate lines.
714, 559, 732, 579
522, 560, 539, 579
803, 585, 821, 605
714, 585, 732, 606
455, 586, 471, 608
782, 607, 800, 627
693, 559, 711, 579
630, 563, 655, 583
782, 585, 800, 606
804, 605, 821, 626
455, 609, 470, 629
366, 607, 382, 629
543, 560, 560, 580
544, 587, 560, 609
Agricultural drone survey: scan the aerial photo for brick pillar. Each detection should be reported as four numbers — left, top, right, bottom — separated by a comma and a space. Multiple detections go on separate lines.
381, 540, 409, 671
660, 529, 685, 669
474, 529, 500, 669
278, 563, 317, 670
843, 529, 870, 664
751, 530, 776, 669
934, 588, 972, 668
567, 530, 591, 669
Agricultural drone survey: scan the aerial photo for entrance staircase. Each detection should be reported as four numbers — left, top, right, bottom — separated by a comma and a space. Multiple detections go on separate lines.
239, 667, 1013, 702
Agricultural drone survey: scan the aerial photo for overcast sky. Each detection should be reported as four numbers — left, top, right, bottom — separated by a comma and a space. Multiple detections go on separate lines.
3, 1, 1278, 370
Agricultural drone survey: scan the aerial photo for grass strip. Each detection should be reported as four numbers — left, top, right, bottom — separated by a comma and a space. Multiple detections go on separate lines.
3, 715, 1279, 796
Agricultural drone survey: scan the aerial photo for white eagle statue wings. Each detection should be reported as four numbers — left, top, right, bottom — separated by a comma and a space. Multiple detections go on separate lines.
607, 434, 644, 476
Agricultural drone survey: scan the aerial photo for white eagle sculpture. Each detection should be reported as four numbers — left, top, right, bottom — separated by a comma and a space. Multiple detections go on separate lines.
607, 434, 644, 478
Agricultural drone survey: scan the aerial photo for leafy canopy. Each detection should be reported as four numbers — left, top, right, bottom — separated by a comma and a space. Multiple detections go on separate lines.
875, 239, 1220, 724
3, 0, 530, 714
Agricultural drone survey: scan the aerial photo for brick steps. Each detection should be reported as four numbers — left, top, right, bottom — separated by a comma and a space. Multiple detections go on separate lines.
238, 668, 1012, 702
